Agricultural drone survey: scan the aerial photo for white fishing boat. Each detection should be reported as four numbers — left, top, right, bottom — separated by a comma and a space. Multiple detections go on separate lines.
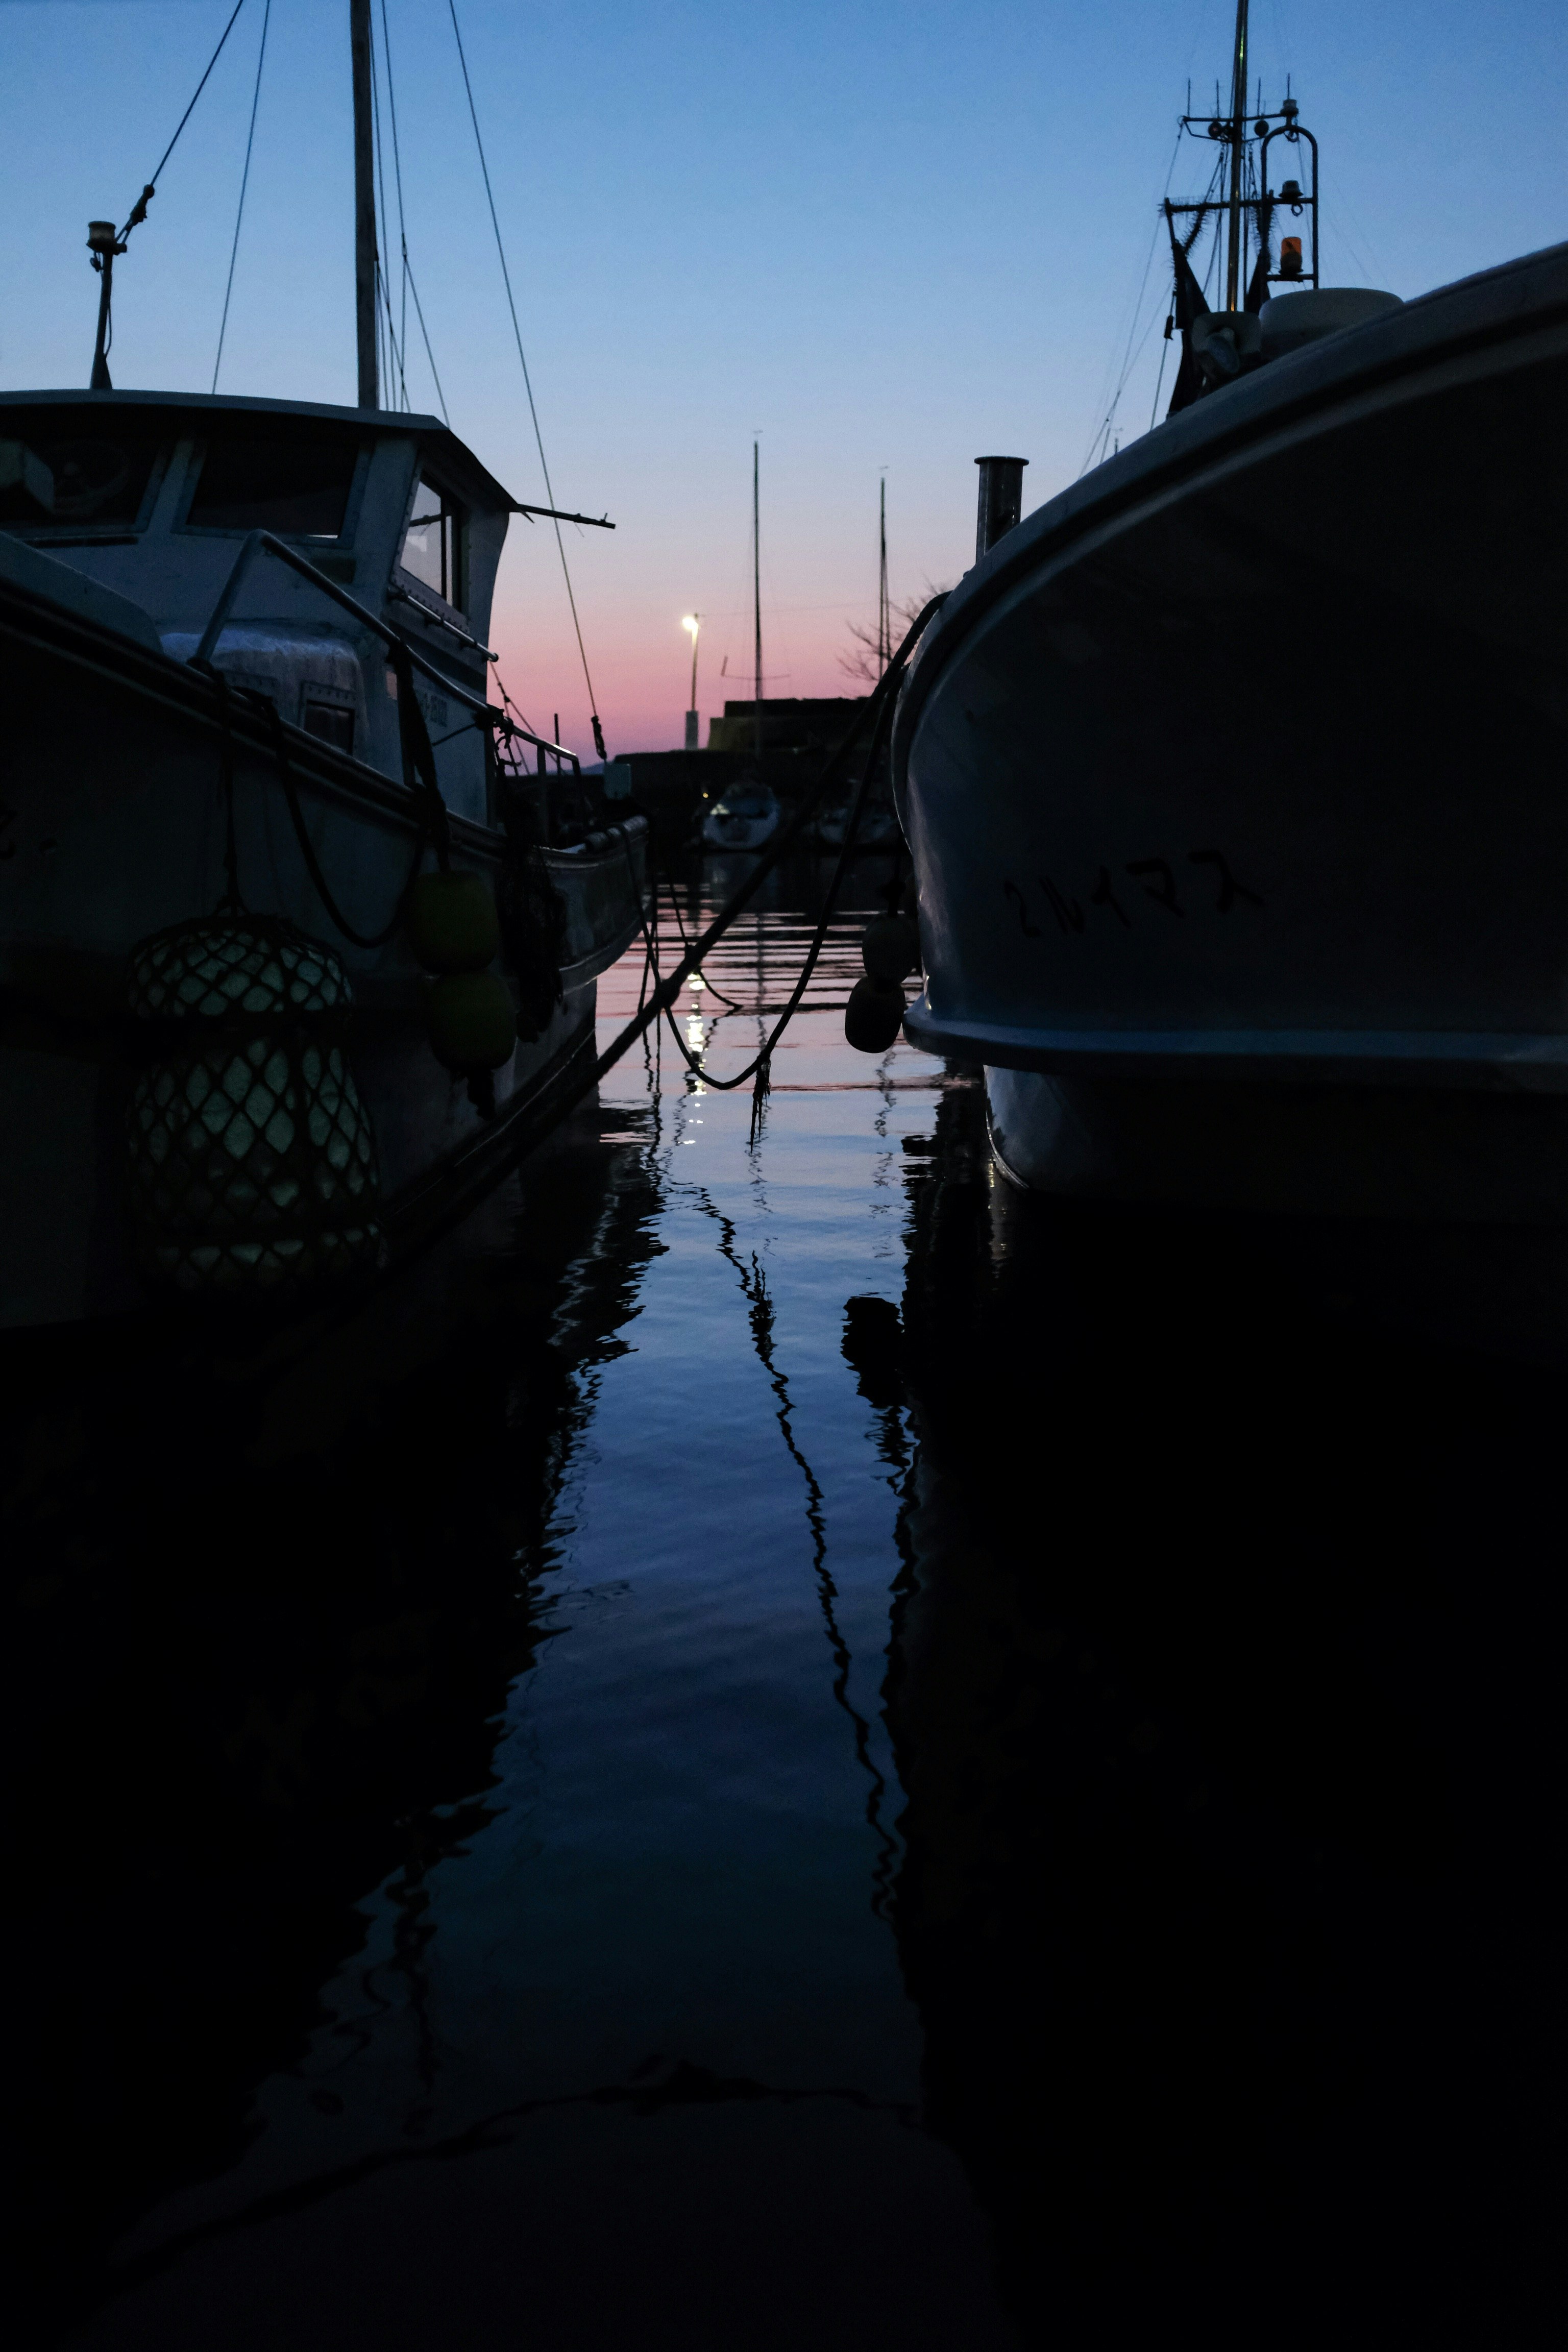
0, 3, 646, 1327
894, 5, 1567, 1222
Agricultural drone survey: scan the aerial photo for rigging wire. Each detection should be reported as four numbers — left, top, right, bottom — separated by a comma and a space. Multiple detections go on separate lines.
1077, 125, 1186, 477
446, 0, 607, 760
378, 0, 410, 390
210, 0, 271, 393
404, 266, 451, 424
493, 667, 542, 745
1148, 329, 1171, 429
121, 0, 251, 240
372, 0, 447, 421
367, 12, 403, 407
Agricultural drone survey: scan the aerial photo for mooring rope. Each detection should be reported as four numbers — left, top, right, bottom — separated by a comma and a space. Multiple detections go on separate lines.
574, 593, 940, 1124
633, 671, 905, 1108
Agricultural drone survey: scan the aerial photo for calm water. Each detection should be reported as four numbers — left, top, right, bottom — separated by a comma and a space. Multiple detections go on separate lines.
12, 857, 1564, 2350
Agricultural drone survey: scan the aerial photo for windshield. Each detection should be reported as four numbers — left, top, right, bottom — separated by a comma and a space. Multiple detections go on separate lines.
186, 431, 359, 537
0, 411, 163, 528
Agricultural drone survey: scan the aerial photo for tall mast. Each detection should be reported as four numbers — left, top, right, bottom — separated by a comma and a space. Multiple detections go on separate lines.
1225, 0, 1250, 309
753, 439, 763, 768
350, 0, 379, 407
877, 477, 890, 675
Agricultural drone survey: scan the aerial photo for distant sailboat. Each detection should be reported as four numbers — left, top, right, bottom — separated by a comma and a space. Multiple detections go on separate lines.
703, 440, 780, 852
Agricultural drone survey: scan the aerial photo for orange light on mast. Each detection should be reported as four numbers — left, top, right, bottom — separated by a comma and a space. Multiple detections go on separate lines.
1280, 236, 1304, 279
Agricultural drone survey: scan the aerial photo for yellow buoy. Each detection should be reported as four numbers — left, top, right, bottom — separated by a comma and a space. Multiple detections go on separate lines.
406, 870, 501, 974
426, 970, 518, 1071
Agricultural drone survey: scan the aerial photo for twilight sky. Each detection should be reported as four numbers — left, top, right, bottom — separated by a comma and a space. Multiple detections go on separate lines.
2, 1, 1563, 756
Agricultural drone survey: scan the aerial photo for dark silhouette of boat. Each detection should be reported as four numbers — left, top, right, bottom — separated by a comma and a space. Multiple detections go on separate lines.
11, 1100, 665, 2345
895, 6, 1567, 1222
0, 5, 645, 1328
883, 1080, 1568, 2348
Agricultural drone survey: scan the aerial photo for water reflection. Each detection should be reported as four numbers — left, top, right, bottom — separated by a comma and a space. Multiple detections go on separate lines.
11, 852, 1561, 2350
682, 1179, 899, 1909
887, 1079, 1566, 2349
11, 1112, 666, 2342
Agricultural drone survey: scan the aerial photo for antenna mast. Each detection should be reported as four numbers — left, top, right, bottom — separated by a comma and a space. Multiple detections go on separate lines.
1226, 0, 1250, 309
350, 0, 379, 407
753, 439, 763, 769
877, 477, 890, 675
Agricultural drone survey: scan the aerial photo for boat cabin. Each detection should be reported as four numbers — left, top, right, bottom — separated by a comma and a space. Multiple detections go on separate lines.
0, 387, 517, 824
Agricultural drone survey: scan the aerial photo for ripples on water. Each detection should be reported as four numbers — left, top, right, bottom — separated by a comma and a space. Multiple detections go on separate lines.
11, 856, 1564, 2350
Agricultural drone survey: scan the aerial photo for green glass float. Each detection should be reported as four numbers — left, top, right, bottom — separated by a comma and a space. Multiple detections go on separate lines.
123, 915, 382, 1297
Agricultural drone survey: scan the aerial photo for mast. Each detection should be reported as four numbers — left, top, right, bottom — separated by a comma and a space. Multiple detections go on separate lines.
350, 0, 379, 407
1226, 0, 1250, 310
877, 477, 890, 675
753, 439, 763, 769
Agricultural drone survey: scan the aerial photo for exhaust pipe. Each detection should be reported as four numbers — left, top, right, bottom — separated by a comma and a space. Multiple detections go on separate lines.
974, 455, 1028, 560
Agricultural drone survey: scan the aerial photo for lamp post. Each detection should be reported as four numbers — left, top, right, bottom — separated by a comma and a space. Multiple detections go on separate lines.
681, 615, 700, 752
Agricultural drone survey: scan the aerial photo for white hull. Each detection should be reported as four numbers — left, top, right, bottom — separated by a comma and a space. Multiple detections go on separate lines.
701, 784, 780, 851
895, 242, 1568, 1221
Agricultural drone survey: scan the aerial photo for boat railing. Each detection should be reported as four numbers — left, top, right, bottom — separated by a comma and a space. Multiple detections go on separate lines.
189, 526, 577, 769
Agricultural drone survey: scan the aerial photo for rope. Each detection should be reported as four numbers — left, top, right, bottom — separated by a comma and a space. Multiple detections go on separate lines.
388, 644, 454, 871
120, 0, 251, 241
620, 606, 931, 1104
264, 701, 422, 950
654, 864, 749, 1011
211, 0, 271, 394
643, 804, 845, 1093
447, 0, 606, 757
214, 671, 244, 912
225, 635, 453, 949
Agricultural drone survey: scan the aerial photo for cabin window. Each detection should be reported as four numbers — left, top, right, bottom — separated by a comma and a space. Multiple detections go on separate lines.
399, 474, 464, 608
0, 415, 162, 528
186, 433, 357, 537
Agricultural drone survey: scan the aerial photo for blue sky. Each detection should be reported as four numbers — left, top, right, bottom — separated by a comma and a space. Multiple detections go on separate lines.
2, 1, 1562, 751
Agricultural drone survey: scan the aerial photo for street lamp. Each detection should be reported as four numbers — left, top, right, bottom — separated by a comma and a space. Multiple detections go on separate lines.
681, 614, 700, 752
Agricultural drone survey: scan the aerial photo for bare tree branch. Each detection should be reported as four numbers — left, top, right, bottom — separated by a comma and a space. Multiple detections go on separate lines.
838, 586, 952, 683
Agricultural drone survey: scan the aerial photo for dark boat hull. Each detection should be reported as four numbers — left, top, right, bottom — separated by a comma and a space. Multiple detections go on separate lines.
894, 242, 1568, 1218
0, 578, 647, 1325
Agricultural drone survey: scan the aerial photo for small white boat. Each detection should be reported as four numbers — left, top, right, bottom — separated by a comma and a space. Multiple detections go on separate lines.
701, 779, 780, 852
816, 788, 901, 853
